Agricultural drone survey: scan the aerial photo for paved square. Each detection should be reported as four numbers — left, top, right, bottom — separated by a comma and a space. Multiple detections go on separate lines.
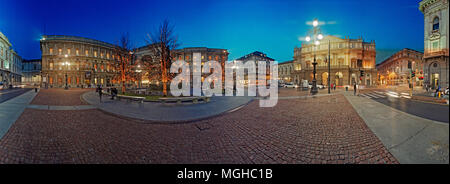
0, 89, 398, 164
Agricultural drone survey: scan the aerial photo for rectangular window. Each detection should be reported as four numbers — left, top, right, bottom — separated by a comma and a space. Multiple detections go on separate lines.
85, 50, 89, 56
94, 51, 98, 57
76, 49, 79, 56
432, 42, 438, 51
107, 53, 110, 59
67, 48, 71, 55
58, 48, 62, 55
49, 62, 54, 70
101, 52, 104, 58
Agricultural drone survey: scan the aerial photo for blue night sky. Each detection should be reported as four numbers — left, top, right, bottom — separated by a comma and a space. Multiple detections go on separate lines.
1, 0, 423, 63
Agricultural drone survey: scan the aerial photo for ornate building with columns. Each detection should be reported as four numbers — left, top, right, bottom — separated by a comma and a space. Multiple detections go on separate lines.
278, 60, 294, 83
419, 0, 449, 89
1, 32, 23, 87
40, 35, 119, 88
376, 48, 424, 86
292, 36, 377, 87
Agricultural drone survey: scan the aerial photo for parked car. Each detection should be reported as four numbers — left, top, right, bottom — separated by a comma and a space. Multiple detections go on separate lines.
307, 83, 325, 89
301, 80, 309, 88
278, 83, 285, 88
284, 83, 299, 88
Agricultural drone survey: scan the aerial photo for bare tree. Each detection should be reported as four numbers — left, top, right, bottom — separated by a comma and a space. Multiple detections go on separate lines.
113, 33, 138, 93
146, 19, 180, 96
141, 53, 161, 84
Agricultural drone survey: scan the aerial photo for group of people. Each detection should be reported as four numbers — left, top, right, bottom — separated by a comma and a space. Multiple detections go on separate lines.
433, 85, 449, 98
96, 85, 119, 102
330, 83, 337, 91
425, 84, 449, 98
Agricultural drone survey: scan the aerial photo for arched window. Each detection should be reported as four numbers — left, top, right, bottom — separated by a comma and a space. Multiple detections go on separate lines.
433, 17, 439, 31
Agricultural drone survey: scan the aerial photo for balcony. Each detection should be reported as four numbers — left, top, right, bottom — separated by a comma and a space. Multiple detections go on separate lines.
424, 49, 449, 59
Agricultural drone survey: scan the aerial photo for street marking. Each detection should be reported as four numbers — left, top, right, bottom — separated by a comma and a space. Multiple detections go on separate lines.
364, 93, 379, 98
360, 94, 372, 99
370, 93, 383, 97
370, 93, 387, 98
387, 94, 400, 98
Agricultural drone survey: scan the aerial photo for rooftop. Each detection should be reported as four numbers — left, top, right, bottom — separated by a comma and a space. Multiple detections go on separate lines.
41, 35, 117, 49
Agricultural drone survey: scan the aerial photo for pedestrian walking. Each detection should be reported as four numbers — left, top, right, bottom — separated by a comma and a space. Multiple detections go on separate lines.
435, 85, 440, 97
98, 85, 103, 102
353, 82, 357, 96
333, 83, 336, 90
111, 87, 118, 100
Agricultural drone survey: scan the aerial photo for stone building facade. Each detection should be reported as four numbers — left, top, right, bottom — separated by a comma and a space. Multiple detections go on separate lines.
292, 36, 377, 87
419, 0, 449, 89
376, 49, 424, 86
278, 60, 294, 83
174, 47, 229, 83
236, 51, 274, 85
21, 59, 42, 86
40, 35, 120, 88
0, 32, 22, 88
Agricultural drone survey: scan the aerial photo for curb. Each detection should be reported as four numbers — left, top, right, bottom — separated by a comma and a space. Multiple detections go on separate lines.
81, 91, 255, 124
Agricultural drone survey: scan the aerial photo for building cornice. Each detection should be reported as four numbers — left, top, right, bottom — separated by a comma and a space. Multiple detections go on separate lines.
41, 35, 117, 49
0, 32, 12, 47
419, 0, 448, 12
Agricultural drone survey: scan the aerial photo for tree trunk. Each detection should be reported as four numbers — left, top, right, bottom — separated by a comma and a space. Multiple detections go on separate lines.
162, 67, 167, 96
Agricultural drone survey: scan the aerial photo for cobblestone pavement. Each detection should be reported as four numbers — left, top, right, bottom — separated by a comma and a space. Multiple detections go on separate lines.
30, 88, 92, 106
0, 89, 398, 164
278, 88, 343, 97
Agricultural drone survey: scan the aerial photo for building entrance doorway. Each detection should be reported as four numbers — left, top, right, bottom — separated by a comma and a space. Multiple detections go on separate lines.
431, 73, 439, 89
335, 72, 344, 86
322, 72, 328, 86
429, 62, 440, 89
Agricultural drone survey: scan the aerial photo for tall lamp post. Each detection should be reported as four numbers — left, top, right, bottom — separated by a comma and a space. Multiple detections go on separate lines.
136, 64, 142, 89
62, 55, 70, 90
62, 62, 70, 90
305, 19, 323, 95
327, 40, 331, 94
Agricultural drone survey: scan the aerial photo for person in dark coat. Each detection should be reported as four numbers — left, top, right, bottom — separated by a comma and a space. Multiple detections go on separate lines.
353, 82, 357, 96
98, 85, 103, 102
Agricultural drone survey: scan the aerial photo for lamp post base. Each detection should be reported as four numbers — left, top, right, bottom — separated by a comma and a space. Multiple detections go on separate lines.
310, 80, 318, 95
64, 86, 69, 90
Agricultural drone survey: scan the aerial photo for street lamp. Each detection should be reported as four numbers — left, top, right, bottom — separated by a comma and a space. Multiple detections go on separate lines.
304, 18, 323, 95
62, 61, 70, 90
136, 64, 142, 88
